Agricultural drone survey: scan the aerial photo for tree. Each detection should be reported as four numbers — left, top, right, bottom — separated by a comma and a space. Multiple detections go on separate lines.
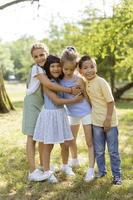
75, 0, 133, 99
9, 36, 36, 80
0, 43, 15, 113
0, 69, 15, 113
0, 0, 38, 113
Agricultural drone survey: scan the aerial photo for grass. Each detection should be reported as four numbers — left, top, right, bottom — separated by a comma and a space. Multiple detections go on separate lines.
0, 82, 133, 200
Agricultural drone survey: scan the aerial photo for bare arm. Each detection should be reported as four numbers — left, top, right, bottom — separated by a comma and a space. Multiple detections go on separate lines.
36, 73, 81, 95
36, 73, 72, 93
43, 86, 83, 106
103, 101, 114, 133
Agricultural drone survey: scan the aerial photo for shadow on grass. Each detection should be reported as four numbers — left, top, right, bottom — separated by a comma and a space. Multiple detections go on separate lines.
0, 145, 133, 200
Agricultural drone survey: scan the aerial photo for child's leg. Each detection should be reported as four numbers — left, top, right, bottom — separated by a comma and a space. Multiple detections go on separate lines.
38, 142, 44, 167
106, 127, 121, 178
43, 144, 54, 171
26, 135, 36, 172
93, 125, 106, 176
83, 124, 95, 168
70, 125, 80, 159
60, 141, 75, 176
60, 141, 70, 164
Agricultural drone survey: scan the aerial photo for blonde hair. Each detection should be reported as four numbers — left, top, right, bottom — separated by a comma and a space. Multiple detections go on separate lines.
31, 43, 49, 55
61, 46, 79, 65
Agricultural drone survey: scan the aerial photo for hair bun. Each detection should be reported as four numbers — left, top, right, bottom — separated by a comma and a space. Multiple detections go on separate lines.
66, 46, 76, 52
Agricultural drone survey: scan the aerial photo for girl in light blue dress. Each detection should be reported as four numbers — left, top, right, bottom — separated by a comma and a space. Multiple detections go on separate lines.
33, 55, 82, 183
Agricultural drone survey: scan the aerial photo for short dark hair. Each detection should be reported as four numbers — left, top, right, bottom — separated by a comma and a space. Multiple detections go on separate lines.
44, 55, 63, 81
78, 55, 91, 69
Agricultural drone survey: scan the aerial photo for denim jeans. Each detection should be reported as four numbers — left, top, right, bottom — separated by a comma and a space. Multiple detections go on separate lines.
93, 125, 121, 178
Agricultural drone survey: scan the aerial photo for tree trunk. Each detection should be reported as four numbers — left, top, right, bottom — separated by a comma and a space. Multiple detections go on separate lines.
113, 82, 133, 100
108, 54, 115, 93
0, 71, 15, 113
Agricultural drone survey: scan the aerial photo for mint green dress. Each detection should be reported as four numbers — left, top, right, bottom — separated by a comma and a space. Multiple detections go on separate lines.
22, 86, 44, 135
22, 64, 44, 136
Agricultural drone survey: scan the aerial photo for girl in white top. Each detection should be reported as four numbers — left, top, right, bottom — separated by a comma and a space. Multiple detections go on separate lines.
22, 43, 81, 182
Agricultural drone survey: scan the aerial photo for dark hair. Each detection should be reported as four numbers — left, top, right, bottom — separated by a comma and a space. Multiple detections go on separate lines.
44, 55, 63, 81
78, 55, 91, 69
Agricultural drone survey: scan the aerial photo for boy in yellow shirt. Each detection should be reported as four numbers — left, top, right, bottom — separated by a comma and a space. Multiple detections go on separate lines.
79, 55, 122, 185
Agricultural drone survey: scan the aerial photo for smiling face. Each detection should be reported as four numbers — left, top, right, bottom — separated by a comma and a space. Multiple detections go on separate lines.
32, 48, 48, 67
80, 60, 97, 81
62, 61, 77, 79
49, 63, 62, 79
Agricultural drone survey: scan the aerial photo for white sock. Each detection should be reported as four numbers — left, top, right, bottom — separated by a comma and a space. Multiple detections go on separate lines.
88, 168, 94, 174
62, 164, 68, 168
72, 158, 78, 162
44, 170, 50, 173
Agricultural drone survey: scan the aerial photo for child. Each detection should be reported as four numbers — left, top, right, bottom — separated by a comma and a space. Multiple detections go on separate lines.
79, 55, 122, 185
33, 55, 82, 183
60, 47, 95, 182
22, 43, 81, 181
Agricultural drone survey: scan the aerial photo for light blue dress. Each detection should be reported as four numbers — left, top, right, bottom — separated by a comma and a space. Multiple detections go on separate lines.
33, 80, 73, 144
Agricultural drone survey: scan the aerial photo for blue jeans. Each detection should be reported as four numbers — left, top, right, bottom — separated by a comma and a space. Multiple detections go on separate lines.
93, 125, 121, 178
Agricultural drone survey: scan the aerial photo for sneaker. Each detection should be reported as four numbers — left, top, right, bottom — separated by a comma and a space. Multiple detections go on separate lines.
68, 159, 80, 168
37, 165, 44, 171
48, 174, 58, 183
38, 165, 58, 173
95, 172, 106, 178
61, 165, 75, 177
43, 170, 53, 179
112, 176, 122, 185
84, 169, 94, 182
28, 169, 51, 182
50, 165, 59, 172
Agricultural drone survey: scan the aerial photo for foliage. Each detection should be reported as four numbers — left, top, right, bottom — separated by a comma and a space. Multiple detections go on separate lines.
9, 36, 36, 80
76, 0, 133, 90
0, 0, 133, 97
0, 42, 14, 79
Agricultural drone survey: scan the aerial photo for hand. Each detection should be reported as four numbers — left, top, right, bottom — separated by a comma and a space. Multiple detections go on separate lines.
74, 93, 84, 103
71, 86, 82, 96
103, 119, 111, 133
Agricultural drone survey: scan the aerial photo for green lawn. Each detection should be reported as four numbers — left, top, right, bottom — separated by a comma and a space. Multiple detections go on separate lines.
0, 83, 133, 200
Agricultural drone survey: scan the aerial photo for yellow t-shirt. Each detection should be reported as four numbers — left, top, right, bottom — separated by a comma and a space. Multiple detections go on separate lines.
85, 75, 118, 127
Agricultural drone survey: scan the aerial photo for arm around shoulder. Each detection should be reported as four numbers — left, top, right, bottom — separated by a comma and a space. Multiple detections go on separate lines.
36, 73, 72, 93
43, 86, 83, 105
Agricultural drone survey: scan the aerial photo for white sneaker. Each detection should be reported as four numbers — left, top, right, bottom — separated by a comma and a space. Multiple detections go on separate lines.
43, 170, 53, 179
37, 165, 44, 171
48, 174, 58, 183
38, 165, 58, 173
50, 165, 59, 173
84, 169, 94, 182
28, 169, 51, 182
68, 159, 80, 168
61, 165, 75, 177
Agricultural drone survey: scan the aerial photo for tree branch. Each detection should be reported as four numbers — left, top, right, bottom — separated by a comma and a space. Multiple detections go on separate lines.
0, 0, 39, 10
